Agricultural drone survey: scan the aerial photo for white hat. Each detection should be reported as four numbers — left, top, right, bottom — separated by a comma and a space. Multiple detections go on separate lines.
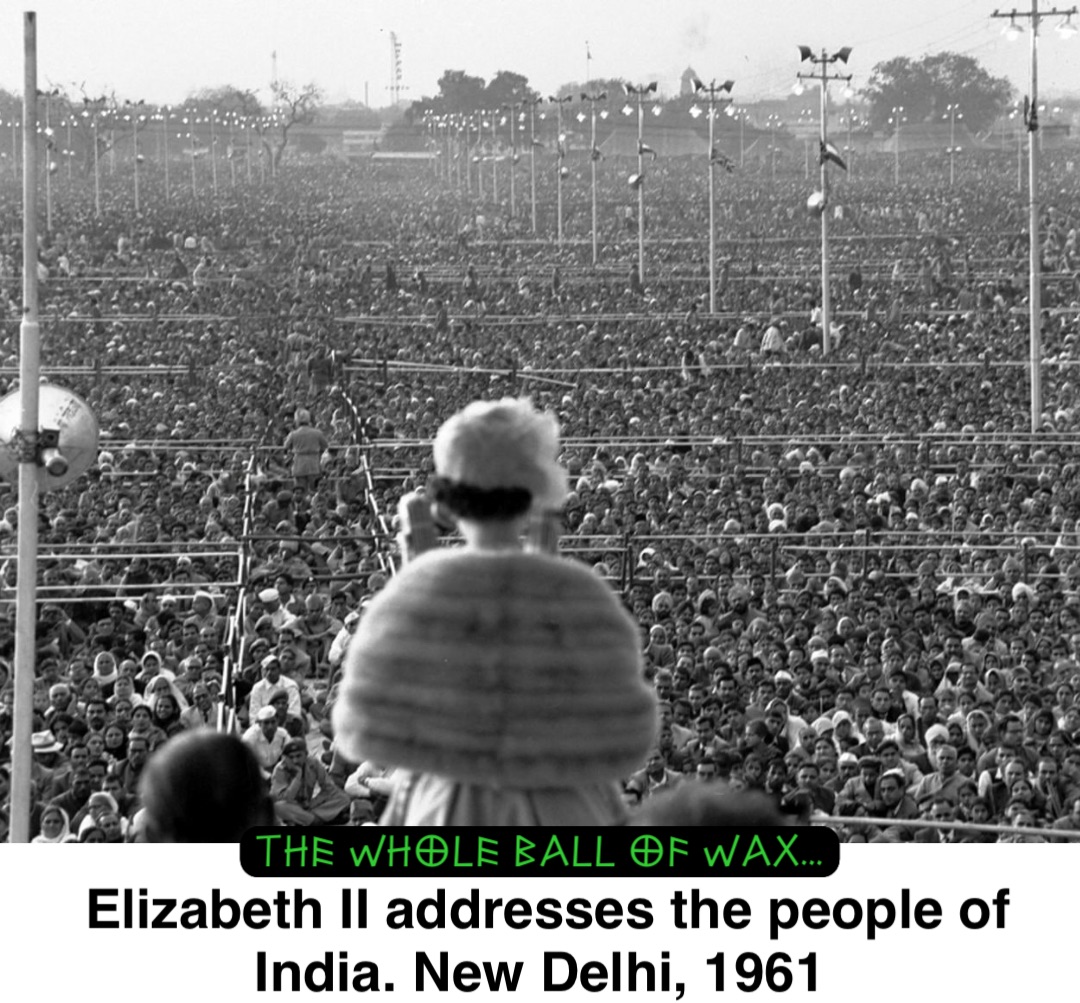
255, 706, 277, 722
433, 398, 568, 510
31, 730, 64, 754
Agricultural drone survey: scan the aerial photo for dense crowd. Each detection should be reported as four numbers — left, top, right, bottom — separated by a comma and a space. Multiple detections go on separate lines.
3, 140, 1080, 841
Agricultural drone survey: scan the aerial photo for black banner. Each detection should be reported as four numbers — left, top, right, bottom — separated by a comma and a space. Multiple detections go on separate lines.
240, 827, 839, 878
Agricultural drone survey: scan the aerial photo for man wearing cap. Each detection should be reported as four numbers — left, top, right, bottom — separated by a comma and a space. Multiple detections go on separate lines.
255, 586, 294, 631
248, 654, 302, 721
190, 590, 224, 634
27, 730, 67, 802
270, 737, 351, 826
242, 706, 291, 774
284, 410, 330, 493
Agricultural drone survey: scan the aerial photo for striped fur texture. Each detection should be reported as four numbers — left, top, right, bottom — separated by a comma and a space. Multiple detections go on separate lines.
332, 548, 657, 786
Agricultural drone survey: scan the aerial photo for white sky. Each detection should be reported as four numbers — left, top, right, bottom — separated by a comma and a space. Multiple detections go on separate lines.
0, 1, 1077, 107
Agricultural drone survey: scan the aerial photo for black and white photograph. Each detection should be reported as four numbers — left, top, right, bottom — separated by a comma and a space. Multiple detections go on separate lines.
2, 0, 1080, 848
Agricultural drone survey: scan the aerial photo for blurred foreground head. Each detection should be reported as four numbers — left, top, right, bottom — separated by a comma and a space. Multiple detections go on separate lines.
629, 782, 796, 826
139, 731, 273, 842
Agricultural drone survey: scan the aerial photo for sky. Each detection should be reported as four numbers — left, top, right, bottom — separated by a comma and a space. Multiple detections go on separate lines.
1, 0, 1078, 108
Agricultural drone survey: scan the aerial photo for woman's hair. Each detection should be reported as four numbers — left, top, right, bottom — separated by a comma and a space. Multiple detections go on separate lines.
429, 476, 532, 522
139, 731, 273, 842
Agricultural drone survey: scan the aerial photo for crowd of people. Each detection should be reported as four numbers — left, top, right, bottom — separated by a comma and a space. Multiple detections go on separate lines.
2, 137, 1080, 841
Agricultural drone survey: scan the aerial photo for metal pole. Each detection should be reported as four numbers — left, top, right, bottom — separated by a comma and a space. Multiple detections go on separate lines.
477, 112, 484, 200
456, 118, 463, 189
210, 114, 218, 198
950, 107, 956, 186
490, 114, 498, 205
848, 114, 854, 178
12, 8, 42, 845
1029, 0, 1042, 431
708, 98, 716, 314
529, 103, 537, 233
1018, 126, 1023, 193
465, 115, 472, 194
65, 116, 71, 181
44, 91, 52, 232
133, 118, 140, 213
895, 114, 900, 184
162, 110, 170, 198
93, 113, 100, 216
509, 108, 516, 217
590, 101, 598, 265
820, 56, 832, 358
189, 123, 197, 195
556, 101, 564, 246
637, 92, 645, 284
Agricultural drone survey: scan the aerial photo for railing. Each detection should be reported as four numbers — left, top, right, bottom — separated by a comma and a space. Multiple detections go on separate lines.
817, 814, 1080, 841
338, 386, 398, 577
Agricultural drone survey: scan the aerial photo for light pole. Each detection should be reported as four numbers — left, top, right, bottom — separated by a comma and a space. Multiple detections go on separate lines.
765, 113, 782, 178
524, 97, 542, 233
623, 81, 658, 285
726, 104, 748, 167
41, 88, 59, 233
455, 114, 465, 189
500, 106, 517, 216
81, 98, 104, 218
227, 111, 237, 187
64, 113, 72, 182
889, 105, 906, 184
840, 109, 860, 178
579, 89, 607, 265
549, 94, 573, 246
690, 78, 734, 314
1, 116, 19, 180
125, 100, 145, 213
797, 44, 853, 358
944, 102, 962, 185
993, 1, 1078, 432
183, 117, 197, 195
464, 112, 474, 194
485, 111, 498, 205
160, 107, 171, 199
1006, 106, 1025, 192
209, 112, 219, 199
474, 111, 484, 200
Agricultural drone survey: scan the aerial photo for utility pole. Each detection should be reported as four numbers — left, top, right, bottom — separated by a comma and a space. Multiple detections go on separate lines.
797, 45, 853, 358
691, 78, 734, 314
991, 1, 1078, 431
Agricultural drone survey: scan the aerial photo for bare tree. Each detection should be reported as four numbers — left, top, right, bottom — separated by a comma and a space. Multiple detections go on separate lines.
264, 80, 323, 168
